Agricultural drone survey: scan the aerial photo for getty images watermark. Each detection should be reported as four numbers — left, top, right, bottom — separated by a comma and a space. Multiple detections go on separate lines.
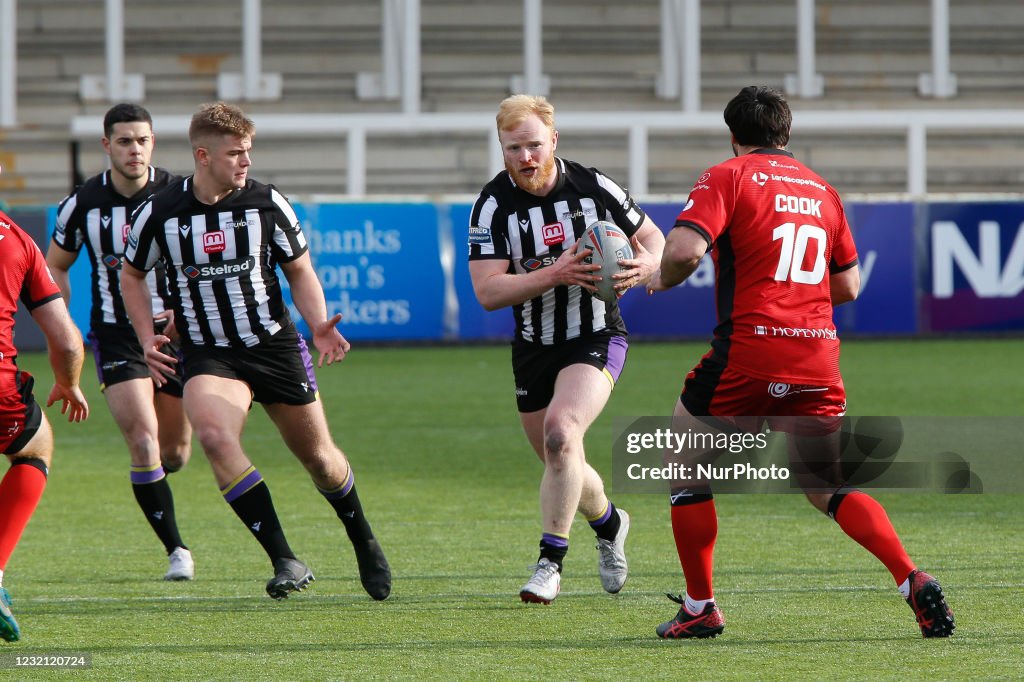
611, 415, 1019, 495
622, 426, 787, 483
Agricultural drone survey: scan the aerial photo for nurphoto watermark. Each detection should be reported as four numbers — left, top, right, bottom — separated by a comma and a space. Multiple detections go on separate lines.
612, 415, 1017, 495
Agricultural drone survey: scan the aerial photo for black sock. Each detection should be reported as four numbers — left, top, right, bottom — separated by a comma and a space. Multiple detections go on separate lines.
318, 471, 375, 545
222, 469, 295, 562
590, 501, 622, 543
130, 466, 185, 553
539, 533, 568, 571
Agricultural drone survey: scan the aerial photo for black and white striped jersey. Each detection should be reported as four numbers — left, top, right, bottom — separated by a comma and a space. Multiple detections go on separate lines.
467, 158, 646, 345
52, 167, 176, 328
124, 177, 307, 349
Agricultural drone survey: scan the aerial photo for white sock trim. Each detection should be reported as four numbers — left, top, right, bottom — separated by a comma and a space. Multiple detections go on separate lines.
685, 593, 713, 615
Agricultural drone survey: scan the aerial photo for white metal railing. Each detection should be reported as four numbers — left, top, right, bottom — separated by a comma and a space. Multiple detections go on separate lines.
0, 0, 16, 127
70, 109, 1024, 198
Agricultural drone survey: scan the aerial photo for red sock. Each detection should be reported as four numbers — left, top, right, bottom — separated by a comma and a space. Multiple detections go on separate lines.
833, 491, 915, 584
670, 498, 718, 600
0, 461, 48, 571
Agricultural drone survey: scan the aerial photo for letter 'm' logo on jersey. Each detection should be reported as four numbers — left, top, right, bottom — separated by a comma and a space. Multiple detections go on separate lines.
102, 254, 122, 270
542, 222, 565, 246
752, 172, 769, 187
203, 231, 226, 254
182, 256, 256, 281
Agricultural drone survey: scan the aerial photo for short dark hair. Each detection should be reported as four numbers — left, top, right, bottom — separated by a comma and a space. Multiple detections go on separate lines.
103, 103, 153, 138
723, 86, 792, 148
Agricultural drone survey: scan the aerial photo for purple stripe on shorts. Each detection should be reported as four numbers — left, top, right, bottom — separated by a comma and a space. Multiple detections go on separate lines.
604, 336, 629, 383
86, 330, 104, 386
295, 334, 319, 393
130, 466, 166, 485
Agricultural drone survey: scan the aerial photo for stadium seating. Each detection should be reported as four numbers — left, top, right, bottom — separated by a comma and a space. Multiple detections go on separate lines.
3, 0, 1024, 205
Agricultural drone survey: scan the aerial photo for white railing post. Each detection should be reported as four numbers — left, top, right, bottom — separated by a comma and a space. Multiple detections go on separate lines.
347, 127, 367, 196
79, 0, 144, 102
628, 125, 648, 195
681, 0, 701, 112
784, 0, 824, 98
401, 0, 421, 114
489, 128, 504, 177
656, 0, 680, 99
382, 0, 401, 98
0, 0, 15, 127
218, 0, 282, 101
907, 122, 927, 196
358, 0, 420, 112
918, 0, 957, 98
510, 0, 550, 95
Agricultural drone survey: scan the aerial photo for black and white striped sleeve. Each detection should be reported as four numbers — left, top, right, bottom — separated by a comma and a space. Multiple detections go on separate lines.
268, 187, 308, 263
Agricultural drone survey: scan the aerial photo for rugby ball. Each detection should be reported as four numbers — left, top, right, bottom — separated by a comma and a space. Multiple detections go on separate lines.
579, 220, 634, 303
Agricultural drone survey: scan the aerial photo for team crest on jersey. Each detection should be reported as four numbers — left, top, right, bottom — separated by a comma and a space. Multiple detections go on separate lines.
541, 222, 565, 246
122, 224, 131, 244
102, 254, 122, 270
203, 231, 226, 253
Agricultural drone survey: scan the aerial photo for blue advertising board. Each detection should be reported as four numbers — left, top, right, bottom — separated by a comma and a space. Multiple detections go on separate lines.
287, 202, 449, 341
50, 197, 1024, 345
920, 202, 1024, 332
841, 202, 918, 334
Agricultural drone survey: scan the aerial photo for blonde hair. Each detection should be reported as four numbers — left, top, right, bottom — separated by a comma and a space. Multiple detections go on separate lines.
496, 94, 555, 133
189, 102, 255, 148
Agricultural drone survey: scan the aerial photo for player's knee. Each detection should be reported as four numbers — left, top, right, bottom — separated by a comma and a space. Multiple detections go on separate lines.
193, 424, 236, 458
123, 424, 160, 462
299, 447, 344, 481
161, 443, 191, 473
543, 424, 581, 463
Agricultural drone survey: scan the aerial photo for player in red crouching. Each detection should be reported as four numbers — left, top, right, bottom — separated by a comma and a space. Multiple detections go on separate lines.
648, 86, 954, 640
0, 183, 90, 642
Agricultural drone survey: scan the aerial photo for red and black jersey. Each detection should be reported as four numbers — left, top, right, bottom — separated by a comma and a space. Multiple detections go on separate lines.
0, 211, 62, 396
675, 149, 858, 384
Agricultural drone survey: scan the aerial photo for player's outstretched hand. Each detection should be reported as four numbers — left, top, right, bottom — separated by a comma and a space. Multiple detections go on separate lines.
141, 333, 178, 387
613, 235, 659, 295
46, 383, 89, 422
312, 313, 351, 367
